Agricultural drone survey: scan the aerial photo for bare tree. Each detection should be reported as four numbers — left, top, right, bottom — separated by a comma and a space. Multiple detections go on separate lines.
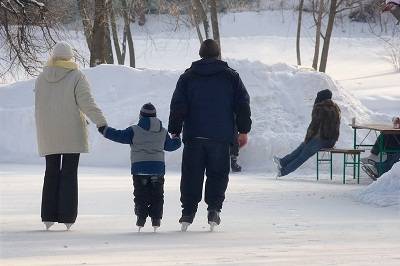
109, 0, 127, 64
296, 0, 305, 65
192, 0, 211, 39
312, 0, 324, 70
121, 0, 135, 67
319, 0, 341, 73
0, 0, 58, 77
209, 0, 221, 58
89, 0, 106, 66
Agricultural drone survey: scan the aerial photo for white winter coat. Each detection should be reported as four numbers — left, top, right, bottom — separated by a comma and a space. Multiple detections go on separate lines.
35, 66, 107, 156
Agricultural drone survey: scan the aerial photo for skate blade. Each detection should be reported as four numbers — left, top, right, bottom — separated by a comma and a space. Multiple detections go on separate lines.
153, 226, 159, 232
180, 222, 190, 232
138, 226, 143, 232
209, 222, 217, 232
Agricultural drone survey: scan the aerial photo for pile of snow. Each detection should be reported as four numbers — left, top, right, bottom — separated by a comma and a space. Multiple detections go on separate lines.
357, 162, 400, 207
0, 60, 381, 172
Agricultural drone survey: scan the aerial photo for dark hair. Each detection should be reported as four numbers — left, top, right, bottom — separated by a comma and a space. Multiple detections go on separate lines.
199, 39, 220, 59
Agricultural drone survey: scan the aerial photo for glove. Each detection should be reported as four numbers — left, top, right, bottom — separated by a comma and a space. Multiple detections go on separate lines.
98, 126, 106, 134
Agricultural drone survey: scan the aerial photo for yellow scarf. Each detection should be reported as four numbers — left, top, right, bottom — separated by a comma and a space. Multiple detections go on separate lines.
47, 59, 78, 70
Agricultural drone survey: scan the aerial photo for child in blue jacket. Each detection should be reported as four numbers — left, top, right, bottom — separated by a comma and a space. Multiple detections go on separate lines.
98, 103, 181, 231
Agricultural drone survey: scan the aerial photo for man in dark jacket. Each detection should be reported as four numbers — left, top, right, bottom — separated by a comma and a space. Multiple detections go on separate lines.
168, 39, 252, 231
273, 89, 341, 177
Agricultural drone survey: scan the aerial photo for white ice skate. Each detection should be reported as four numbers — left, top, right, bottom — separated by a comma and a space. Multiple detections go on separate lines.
137, 226, 143, 232
64, 223, 73, 231
43, 221, 54, 230
209, 222, 218, 232
180, 222, 190, 232
153, 226, 159, 232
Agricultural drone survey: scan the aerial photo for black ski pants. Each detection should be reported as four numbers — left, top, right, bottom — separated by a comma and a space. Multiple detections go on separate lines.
41, 153, 80, 223
180, 139, 230, 216
230, 133, 240, 157
371, 134, 400, 155
133, 175, 164, 219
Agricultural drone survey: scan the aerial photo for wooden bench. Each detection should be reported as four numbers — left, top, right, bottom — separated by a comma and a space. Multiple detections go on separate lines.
316, 148, 365, 184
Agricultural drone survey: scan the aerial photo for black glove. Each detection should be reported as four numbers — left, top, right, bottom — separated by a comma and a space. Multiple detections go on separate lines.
98, 126, 106, 134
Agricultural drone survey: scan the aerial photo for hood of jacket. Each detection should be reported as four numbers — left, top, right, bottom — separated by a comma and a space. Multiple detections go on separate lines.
137, 116, 162, 132
189, 58, 229, 76
42, 60, 78, 83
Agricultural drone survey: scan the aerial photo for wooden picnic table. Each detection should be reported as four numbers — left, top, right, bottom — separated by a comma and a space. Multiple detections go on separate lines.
350, 123, 400, 175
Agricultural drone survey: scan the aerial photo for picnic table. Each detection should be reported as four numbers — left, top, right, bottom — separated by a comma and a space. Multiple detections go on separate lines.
350, 123, 400, 175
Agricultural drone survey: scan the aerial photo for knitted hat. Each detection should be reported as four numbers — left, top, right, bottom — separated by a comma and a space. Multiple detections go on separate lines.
140, 103, 157, 117
199, 39, 220, 59
51, 42, 74, 60
314, 89, 332, 104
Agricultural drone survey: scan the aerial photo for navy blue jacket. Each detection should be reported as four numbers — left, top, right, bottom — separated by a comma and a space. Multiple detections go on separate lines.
103, 116, 181, 176
168, 59, 251, 143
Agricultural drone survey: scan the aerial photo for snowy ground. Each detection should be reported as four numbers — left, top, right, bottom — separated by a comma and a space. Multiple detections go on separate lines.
1, 164, 399, 266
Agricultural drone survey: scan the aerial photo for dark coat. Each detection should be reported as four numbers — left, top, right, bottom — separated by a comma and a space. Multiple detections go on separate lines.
168, 58, 252, 143
305, 99, 341, 143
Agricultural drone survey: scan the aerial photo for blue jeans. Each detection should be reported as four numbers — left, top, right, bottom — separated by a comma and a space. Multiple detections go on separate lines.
280, 138, 336, 176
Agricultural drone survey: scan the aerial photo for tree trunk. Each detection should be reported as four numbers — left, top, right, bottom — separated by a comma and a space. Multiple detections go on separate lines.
77, 0, 93, 53
189, 3, 203, 44
209, 0, 221, 58
192, 0, 210, 39
312, 0, 324, 70
109, 1, 124, 64
90, 0, 107, 67
122, 0, 135, 68
104, 3, 114, 64
319, 0, 337, 73
296, 0, 304, 66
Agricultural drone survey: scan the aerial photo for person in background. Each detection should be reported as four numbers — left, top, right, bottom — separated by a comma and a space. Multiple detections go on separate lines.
35, 42, 107, 231
361, 134, 400, 180
98, 103, 181, 231
230, 130, 242, 172
273, 89, 341, 177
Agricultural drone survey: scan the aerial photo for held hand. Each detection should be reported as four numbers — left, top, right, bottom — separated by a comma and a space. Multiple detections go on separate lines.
238, 133, 248, 148
98, 126, 106, 134
172, 133, 180, 139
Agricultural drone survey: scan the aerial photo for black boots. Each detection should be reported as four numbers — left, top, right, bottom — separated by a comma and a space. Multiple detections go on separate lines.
207, 210, 221, 225
230, 156, 242, 172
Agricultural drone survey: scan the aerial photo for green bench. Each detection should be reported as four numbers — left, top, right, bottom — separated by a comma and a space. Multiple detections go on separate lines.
316, 148, 365, 184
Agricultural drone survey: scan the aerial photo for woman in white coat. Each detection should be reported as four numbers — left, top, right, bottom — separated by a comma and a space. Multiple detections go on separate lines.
35, 42, 107, 230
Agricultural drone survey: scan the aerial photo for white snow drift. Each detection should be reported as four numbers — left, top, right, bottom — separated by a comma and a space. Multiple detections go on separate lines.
0, 60, 381, 172
358, 162, 400, 207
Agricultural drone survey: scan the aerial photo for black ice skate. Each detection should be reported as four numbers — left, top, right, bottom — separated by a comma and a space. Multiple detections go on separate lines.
151, 218, 161, 232
230, 156, 242, 172
207, 210, 221, 232
179, 215, 195, 232
136, 216, 146, 232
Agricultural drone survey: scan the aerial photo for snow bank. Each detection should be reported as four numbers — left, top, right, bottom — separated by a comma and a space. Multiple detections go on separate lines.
357, 162, 400, 207
0, 60, 380, 172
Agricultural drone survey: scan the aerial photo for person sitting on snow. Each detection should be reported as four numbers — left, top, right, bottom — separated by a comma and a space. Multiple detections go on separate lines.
98, 103, 181, 231
361, 134, 400, 180
273, 89, 341, 177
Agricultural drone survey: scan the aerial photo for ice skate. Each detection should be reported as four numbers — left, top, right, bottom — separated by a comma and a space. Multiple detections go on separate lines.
362, 164, 378, 181
151, 218, 161, 232
207, 210, 221, 232
136, 216, 146, 232
64, 223, 73, 230
361, 153, 386, 165
43, 221, 54, 230
179, 215, 194, 232
272, 155, 282, 169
